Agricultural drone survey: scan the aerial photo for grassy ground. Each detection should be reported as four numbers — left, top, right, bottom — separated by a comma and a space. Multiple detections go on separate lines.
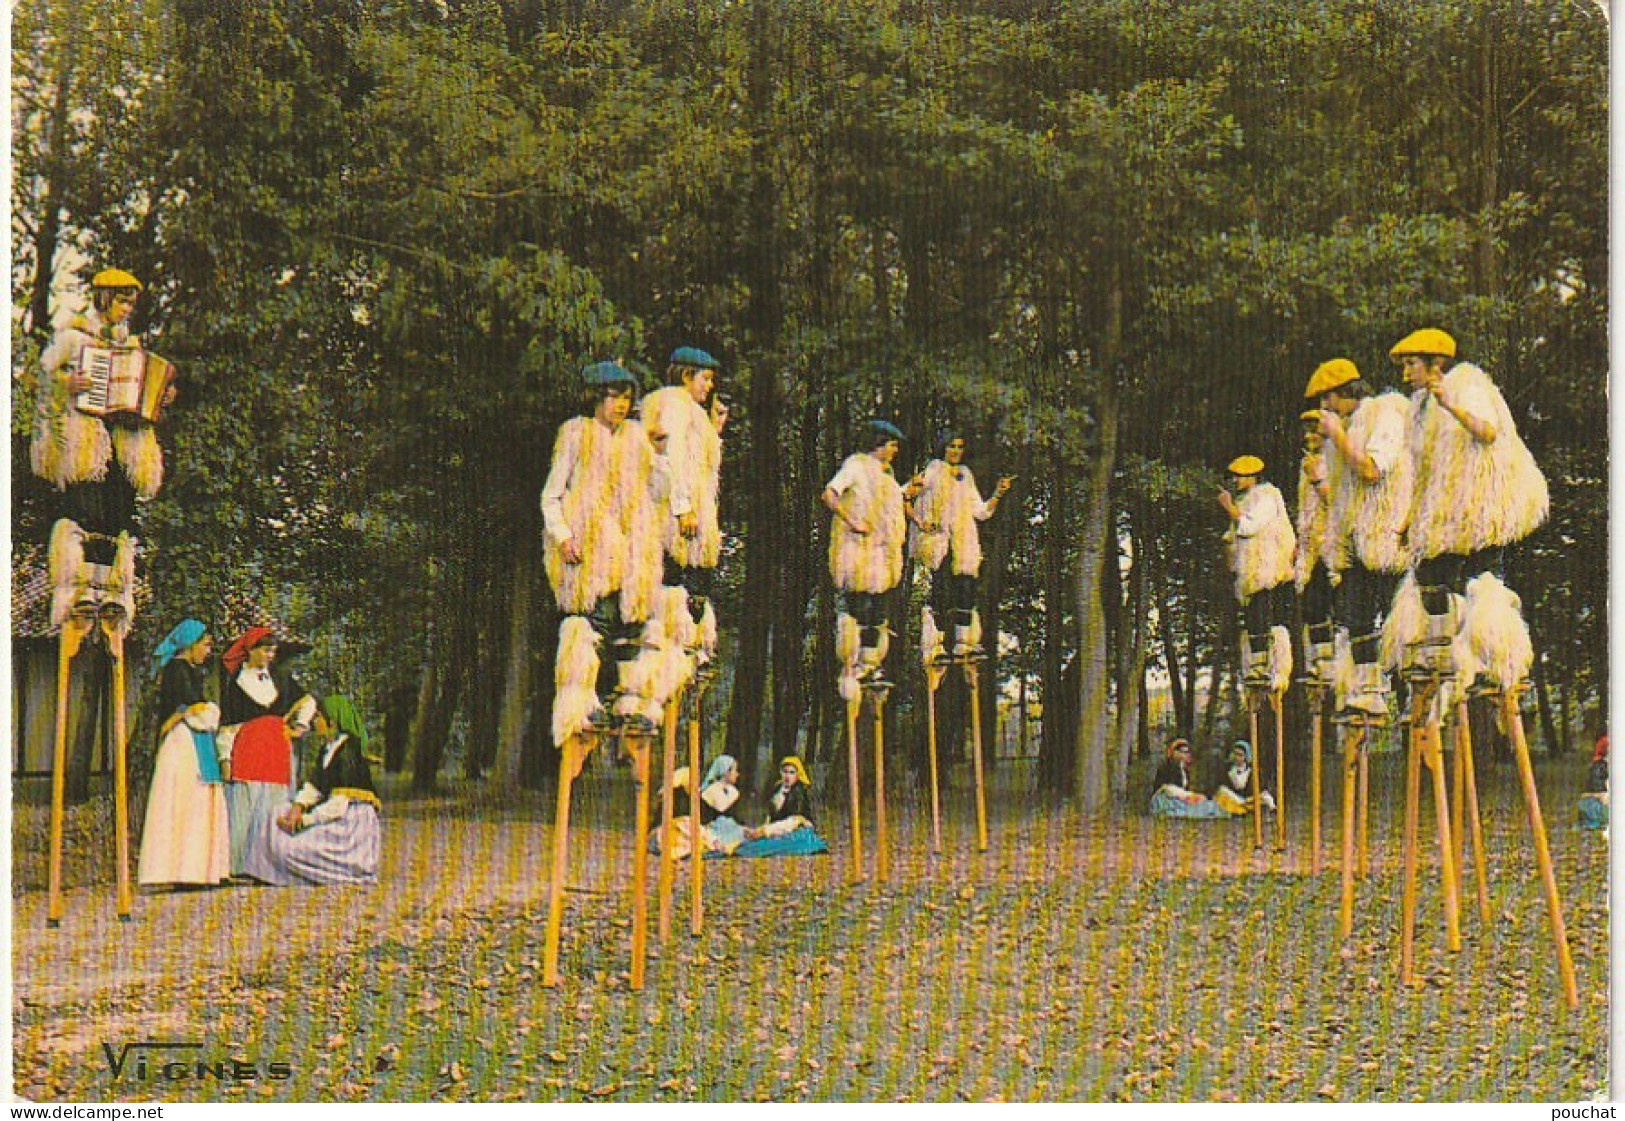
11, 750, 1609, 1102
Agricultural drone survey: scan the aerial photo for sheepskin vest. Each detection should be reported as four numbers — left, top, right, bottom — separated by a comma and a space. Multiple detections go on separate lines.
827, 453, 907, 594
31, 311, 163, 497
1228, 482, 1295, 603
641, 386, 722, 568
541, 416, 666, 622
908, 459, 993, 577
1325, 392, 1413, 575
1293, 453, 1329, 590
1408, 364, 1548, 558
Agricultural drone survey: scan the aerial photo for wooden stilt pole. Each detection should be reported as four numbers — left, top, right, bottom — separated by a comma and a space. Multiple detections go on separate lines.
1309, 689, 1323, 875
47, 618, 89, 928
543, 733, 592, 988
846, 697, 864, 883
1455, 700, 1490, 926
1400, 688, 1426, 986
967, 662, 988, 854
925, 665, 944, 854
627, 730, 651, 991
105, 622, 131, 921
1357, 736, 1370, 880
656, 694, 679, 941
873, 689, 888, 883
1451, 706, 1466, 888
1503, 690, 1580, 1010
1423, 718, 1462, 953
1248, 694, 1263, 849
1338, 719, 1363, 939
689, 681, 705, 937
1271, 691, 1286, 852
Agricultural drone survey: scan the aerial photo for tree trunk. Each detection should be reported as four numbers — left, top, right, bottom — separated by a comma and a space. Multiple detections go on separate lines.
1072, 375, 1119, 814
1110, 496, 1147, 797
491, 544, 537, 789
27, 55, 73, 339
408, 655, 442, 794
1037, 468, 1073, 794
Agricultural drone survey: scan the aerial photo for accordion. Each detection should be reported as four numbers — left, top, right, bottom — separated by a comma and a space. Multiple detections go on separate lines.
73, 345, 177, 424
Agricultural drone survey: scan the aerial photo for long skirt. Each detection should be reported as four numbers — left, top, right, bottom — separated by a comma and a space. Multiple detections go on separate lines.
1150, 790, 1227, 820
242, 802, 381, 887
137, 724, 230, 886
734, 824, 829, 858
228, 780, 289, 876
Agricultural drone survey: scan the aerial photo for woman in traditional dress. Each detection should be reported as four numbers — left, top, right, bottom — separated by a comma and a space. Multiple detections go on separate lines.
1149, 738, 1225, 820
1213, 740, 1276, 817
741, 755, 830, 856
218, 626, 316, 878
243, 696, 381, 886
1579, 733, 1608, 831
137, 619, 231, 888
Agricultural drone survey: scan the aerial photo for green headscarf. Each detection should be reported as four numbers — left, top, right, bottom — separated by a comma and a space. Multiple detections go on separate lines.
320, 695, 371, 757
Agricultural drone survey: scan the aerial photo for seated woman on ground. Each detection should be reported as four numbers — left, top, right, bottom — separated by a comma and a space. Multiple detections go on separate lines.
1213, 739, 1276, 817
1149, 738, 1226, 820
242, 696, 381, 886
1579, 732, 1607, 831
743, 755, 829, 856
654, 754, 828, 857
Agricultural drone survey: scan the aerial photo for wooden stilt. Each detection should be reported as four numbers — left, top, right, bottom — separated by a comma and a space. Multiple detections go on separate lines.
1502, 690, 1580, 1010
845, 697, 864, 883
1357, 737, 1370, 880
1309, 689, 1324, 875
1423, 718, 1462, 953
1271, 691, 1286, 851
689, 680, 705, 937
543, 733, 593, 988
47, 617, 90, 928
966, 662, 988, 854
656, 694, 680, 941
925, 665, 944, 854
873, 689, 888, 883
1455, 700, 1490, 926
105, 621, 131, 921
626, 730, 651, 991
1400, 688, 1426, 986
1451, 708, 1466, 889
1247, 694, 1263, 849
1338, 719, 1364, 939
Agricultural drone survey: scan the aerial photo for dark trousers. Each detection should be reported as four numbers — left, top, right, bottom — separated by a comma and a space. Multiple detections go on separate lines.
1242, 582, 1291, 646
664, 558, 713, 621
841, 591, 888, 646
1415, 547, 1506, 612
1334, 564, 1399, 664
929, 568, 977, 627
60, 476, 138, 564
1299, 565, 1334, 630
586, 593, 644, 696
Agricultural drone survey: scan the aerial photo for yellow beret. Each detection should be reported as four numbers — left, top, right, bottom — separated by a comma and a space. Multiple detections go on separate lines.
91, 268, 142, 291
1389, 328, 1456, 361
1227, 455, 1264, 477
1304, 358, 1359, 399
1300, 409, 1321, 422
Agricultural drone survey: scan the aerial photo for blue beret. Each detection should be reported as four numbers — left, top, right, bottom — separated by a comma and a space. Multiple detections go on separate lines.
668, 346, 719, 370
867, 419, 905, 442
581, 360, 638, 389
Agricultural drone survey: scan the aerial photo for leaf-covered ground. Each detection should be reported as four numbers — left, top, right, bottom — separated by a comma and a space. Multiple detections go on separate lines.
12, 752, 1608, 1102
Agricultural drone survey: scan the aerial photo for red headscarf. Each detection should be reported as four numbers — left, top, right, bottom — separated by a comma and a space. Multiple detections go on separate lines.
222, 626, 275, 676
1594, 734, 1609, 764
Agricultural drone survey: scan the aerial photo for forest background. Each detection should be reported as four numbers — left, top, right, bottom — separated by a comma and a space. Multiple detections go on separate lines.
11, 0, 1608, 812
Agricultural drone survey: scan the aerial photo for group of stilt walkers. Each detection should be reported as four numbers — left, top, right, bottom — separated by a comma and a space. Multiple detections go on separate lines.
1221, 328, 1576, 1008
29, 269, 1578, 1010
539, 351, 1017, 988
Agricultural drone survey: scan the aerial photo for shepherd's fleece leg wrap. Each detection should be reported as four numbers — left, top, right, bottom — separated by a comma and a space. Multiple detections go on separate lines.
1269, 624, 1292, 694
48, 518, 86, 629
697, 599, 718, 658
1460, 573, 1532, 690
1380, 574, 1426, 673
920, 607, 944, 670
552, 616, 602, 746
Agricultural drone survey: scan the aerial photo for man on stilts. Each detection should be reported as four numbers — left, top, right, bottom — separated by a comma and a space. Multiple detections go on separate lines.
539, 360, 675, 989
1378, 328, 1573, 1007
909, 428, 1013, 663
32, 267, 177, 925
1294, 406, 1335, 683
1218, 455, 1293, 842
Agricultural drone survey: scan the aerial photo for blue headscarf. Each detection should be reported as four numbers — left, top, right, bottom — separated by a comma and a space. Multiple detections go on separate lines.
702, 754, 738, 790
149, 618, 207, 679
1231, 739, 1253, 765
